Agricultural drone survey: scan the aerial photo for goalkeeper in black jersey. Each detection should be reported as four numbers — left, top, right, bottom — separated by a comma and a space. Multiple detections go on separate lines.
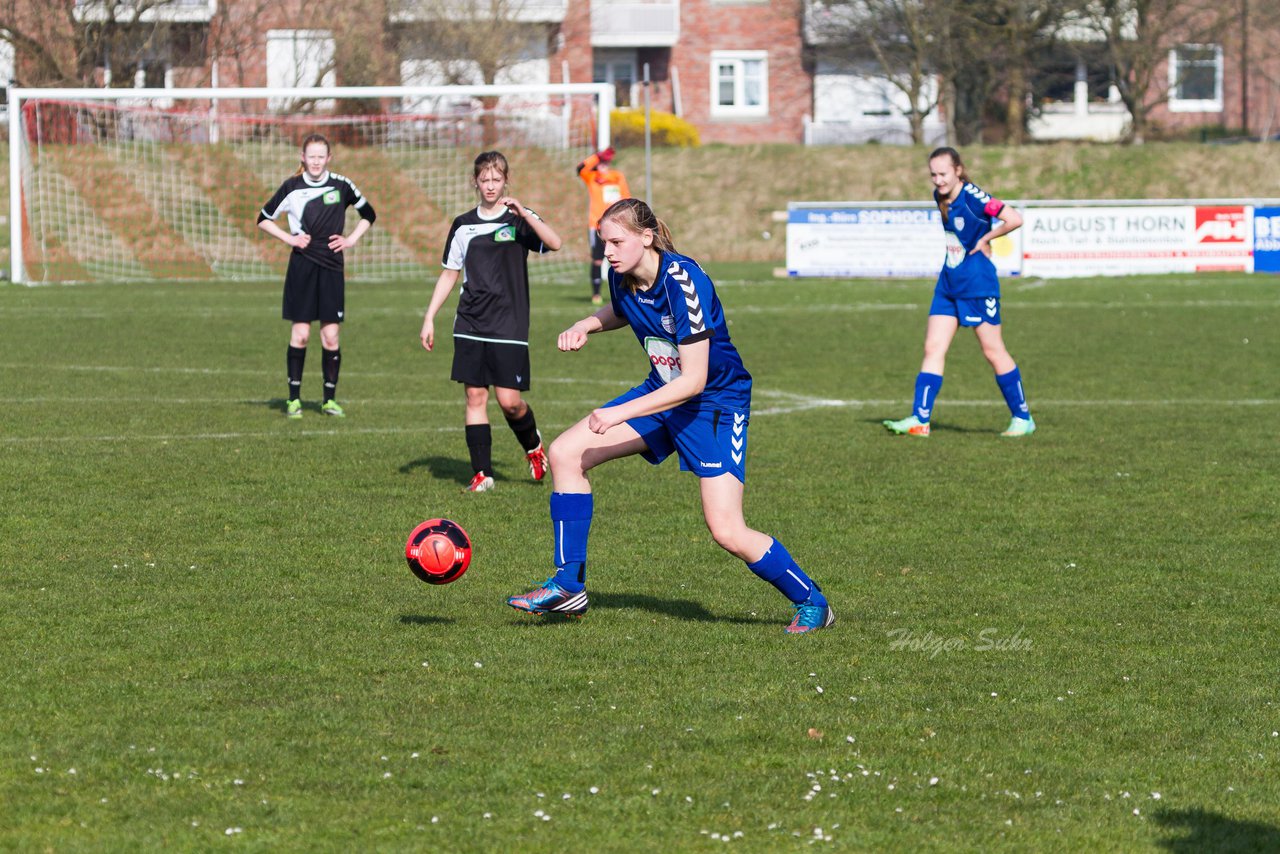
258, 133, 376, 419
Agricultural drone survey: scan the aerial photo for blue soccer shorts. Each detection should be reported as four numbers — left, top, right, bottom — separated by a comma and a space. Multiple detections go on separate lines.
604, 385, 749, 483
929, 293, 1002, 327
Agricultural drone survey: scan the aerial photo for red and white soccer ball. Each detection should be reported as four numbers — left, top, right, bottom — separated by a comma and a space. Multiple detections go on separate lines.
405, 518, 472, 585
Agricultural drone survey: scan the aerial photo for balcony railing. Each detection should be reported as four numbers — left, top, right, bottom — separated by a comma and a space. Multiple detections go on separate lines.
390, 0, 567, 24
74, 0, 216, 23
591, 0, 679, 47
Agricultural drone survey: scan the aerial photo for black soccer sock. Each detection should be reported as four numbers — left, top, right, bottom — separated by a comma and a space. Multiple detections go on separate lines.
286, 345, 306, 402
505, 405, 541, 451
465, 423, 493, 476
321, 347, 341, 402
590, 261, 602, 295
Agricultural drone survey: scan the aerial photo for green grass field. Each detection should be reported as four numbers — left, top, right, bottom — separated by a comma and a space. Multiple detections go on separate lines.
1, 267, 1278, 851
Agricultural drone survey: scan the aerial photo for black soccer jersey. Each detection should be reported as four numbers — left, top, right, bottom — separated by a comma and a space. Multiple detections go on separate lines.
442, 206, 550, 343
258, 171, 375, 271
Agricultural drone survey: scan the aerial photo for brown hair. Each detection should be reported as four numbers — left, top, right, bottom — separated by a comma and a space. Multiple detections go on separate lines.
473, 150, 510, 186
928, 146, 968, 220
293, 133, 331, 176
597, 198, 675, 293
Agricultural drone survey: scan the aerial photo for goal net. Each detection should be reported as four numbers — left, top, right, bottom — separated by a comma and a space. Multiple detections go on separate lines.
8, 84, 613, 285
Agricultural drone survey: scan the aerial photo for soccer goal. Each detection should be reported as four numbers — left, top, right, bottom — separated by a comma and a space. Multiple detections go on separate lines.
7, 83, 614, 285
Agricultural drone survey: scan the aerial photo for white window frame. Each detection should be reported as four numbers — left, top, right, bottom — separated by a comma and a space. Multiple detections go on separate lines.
1168, 43, 1222, 113
710, 50, 768, 118
267, 29, 336, 110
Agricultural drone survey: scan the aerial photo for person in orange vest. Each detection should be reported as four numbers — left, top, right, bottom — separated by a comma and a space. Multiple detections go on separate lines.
576, 147, 631, 304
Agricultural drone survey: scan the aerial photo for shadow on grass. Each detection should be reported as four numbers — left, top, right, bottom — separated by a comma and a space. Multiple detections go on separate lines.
265, 397, 325, 416
861, 417, 993, 436
399, 455, 478, 486
591, 591, 772, 625
1154, 807, 1280, 853
398, 614, 454, 626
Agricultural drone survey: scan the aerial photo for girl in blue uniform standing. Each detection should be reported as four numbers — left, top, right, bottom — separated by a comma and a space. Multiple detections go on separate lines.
507, 198, 834, 634
884, 146, 1034, 437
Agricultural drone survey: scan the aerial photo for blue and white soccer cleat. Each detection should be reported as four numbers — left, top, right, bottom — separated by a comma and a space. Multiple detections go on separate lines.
507, 579, 589, 617
1000, 415, 1036, 437
882, 415, 930, 436
785, 598, 835, 634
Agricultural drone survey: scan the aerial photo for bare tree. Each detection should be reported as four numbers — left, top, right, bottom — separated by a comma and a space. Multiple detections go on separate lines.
980, 0, 1081, 144
806, 0, 946, 144
396, 0, 553, 86
1085, 0, 1232, 142
395, 0, 560, 143
0, 0, 199, 87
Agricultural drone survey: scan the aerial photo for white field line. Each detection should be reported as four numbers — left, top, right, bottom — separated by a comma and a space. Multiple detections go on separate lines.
750, 389, 1280, 416
2, 390, 1276, 445
1, 297, 1278, 321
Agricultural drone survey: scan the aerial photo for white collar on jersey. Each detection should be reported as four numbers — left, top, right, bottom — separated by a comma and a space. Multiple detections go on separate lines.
303, 171, 331, 186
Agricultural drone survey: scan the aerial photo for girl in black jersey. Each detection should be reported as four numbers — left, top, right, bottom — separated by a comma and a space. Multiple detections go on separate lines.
258, 133, 376, 419
420, 151, 562, 492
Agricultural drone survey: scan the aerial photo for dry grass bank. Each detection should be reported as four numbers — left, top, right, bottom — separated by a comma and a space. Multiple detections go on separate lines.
620, 142, 1280, 262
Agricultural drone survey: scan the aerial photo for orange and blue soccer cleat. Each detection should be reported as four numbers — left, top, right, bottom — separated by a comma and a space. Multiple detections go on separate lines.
507, 579, 589, 617
785, 598, 836, 634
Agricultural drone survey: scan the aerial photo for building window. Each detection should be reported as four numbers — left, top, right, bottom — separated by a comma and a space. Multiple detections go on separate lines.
594, 52, 637, 108
267, 29, 336, 110
710, 51, 767, 118
1168, 44, 1222, 112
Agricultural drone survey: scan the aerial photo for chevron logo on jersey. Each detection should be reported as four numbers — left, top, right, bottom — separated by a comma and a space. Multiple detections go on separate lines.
667, 260, 705, 335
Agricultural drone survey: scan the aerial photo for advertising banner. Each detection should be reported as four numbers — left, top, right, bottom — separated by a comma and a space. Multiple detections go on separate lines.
1253, 207, 1280, 273
786, 200, 1279, 278
1020, 205, 1253, 277
785, 206, 1022, 279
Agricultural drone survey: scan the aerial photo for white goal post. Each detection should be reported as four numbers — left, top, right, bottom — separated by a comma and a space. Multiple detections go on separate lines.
7, 83, 614, 284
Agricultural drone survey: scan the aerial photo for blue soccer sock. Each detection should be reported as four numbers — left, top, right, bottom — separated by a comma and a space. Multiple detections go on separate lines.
747, 538, 826, 606
995, 366, 1030, 418
913, 372, 944, 423
550, 492, 593, 593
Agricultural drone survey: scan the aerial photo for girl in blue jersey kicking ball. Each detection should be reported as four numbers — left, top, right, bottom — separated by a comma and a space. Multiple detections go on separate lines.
884, 146, 1035, 437
506, 198, 834, 634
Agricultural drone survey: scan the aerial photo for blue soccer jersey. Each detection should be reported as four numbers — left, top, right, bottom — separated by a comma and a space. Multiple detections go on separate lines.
935, 182, 1006, 298
608, 252, 752, 411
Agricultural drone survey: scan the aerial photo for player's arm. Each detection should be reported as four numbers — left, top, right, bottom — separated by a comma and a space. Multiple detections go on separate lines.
576, 150, 602, 181
501, 197, 562, 252
558, 303, 627, 351
257, 209, 310, 249
971, 201, 1023, 256
420, 267, 461, 351
586, 339, 709, 435
330, 194, 377, 253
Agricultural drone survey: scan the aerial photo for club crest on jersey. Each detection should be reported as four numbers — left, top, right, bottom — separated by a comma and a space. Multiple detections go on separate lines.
323, 189, 340, 205
495, 226, 516, 242
661, 314, 676, 334
954, 216, 965, 231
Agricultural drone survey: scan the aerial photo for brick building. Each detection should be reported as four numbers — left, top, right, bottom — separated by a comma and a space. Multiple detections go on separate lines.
555, 0, 810, 144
